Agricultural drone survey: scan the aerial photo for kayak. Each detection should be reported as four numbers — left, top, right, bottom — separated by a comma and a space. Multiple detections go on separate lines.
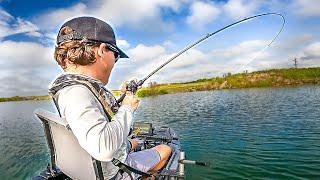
32, 109, 185, 180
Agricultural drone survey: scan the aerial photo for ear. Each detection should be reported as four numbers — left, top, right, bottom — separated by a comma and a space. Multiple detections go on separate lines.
98, 43, 107, 57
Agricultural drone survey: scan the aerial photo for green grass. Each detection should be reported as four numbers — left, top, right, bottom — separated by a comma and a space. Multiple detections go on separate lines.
136, 67, 320, 97
0, 95, 51, 102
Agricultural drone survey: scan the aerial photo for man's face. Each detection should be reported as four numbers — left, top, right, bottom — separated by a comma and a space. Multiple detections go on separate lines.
97, 44, 118, 84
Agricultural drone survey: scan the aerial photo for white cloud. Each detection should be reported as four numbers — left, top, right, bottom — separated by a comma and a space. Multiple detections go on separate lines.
200, 40, 273, 74
35, 0, 184, 32
185, 0, 262, 28
223, 0, 259, 19
0, 9, 13, 22
0, 9, 41, 39
0, 9, 39, 39
109, 44, 169, 86
291, 0, 320, 17
162, 40, 176, 50
93, 0, 180, 28
186, 1, 221, 28
301, 42, 320, 60
26, 31, 42, 37
117, 39, 130, 49
0, 41, 54, 67
35, 3, 88, 31
0, 41, 60, 97
167, 48, 208, 69
127, 44, 166, 63
211, 40, 267, 60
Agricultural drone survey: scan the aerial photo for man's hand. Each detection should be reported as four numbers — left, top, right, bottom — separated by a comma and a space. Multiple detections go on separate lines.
120, 78, 140, 94
120, 80, 129, 94
117, 79, 141, 105
122, 91, 140, 111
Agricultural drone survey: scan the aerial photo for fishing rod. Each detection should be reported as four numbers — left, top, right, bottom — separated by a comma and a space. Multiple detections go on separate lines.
117, 12, 285, 103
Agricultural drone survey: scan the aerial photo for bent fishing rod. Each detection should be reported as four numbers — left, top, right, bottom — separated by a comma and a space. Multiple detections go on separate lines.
117, 12, 285, 103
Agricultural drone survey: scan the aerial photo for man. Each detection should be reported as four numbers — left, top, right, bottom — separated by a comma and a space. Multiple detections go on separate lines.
49, 16, 171, 179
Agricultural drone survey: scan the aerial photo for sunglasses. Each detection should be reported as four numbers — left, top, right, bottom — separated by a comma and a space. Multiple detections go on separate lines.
84, 40, 120, 63
105, 43, 120, 63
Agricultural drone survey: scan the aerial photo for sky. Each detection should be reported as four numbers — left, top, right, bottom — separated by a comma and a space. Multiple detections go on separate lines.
0, 0, 319, 97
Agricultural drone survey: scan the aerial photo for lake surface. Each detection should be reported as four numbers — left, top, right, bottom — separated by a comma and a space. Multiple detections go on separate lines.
1, 86, 320, 179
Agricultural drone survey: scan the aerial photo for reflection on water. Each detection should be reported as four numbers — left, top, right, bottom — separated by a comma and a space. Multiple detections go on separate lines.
1, 86, 320, 179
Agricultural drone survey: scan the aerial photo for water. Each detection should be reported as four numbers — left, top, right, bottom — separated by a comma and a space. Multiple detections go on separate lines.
1, 86, 320, 179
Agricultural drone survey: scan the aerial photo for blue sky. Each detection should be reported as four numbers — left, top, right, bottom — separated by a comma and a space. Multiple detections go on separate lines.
0, 0, 319, 97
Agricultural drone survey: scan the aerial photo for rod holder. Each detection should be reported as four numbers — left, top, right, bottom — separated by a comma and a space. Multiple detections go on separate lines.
179, 159, 209, 167
179, 151, 185, 176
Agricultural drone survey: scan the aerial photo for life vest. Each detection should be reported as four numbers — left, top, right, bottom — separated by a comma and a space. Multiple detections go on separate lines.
49, 73, 120, 120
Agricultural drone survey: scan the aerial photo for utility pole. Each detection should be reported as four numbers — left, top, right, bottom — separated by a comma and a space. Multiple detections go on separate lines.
293, 57, 298, 69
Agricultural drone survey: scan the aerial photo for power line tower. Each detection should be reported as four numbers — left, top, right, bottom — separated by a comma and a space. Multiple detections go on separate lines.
293, 57, 298, 69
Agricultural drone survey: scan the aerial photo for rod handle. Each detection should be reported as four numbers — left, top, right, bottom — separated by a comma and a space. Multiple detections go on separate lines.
117, 93, 126, 104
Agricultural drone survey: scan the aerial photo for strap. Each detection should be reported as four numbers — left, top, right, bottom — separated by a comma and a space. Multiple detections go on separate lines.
49, 74, 120, 115
57, 31, 84, 44
111, 158, 153, 179
51, 95, 62, 117
92, 158, 104, 180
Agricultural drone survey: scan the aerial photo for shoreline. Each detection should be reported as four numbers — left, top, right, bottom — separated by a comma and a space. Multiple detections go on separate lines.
1, 67, 319, 102
136, 67, 320, 97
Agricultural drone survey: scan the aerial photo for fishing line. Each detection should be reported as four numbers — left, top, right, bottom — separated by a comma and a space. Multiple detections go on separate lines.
233, 14, 285, 73
117, 13, 286, 103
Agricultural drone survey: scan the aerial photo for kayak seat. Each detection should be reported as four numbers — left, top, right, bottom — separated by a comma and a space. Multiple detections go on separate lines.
34, 108, 104, 180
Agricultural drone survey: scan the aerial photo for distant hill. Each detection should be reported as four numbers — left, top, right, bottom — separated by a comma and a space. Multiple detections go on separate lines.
1, 67, 319, 102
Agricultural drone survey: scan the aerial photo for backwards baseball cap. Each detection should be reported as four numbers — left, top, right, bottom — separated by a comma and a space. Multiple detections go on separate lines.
56, 16, 129, 58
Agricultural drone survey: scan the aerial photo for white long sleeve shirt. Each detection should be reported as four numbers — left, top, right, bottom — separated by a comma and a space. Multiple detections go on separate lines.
56, 84, 134, 163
